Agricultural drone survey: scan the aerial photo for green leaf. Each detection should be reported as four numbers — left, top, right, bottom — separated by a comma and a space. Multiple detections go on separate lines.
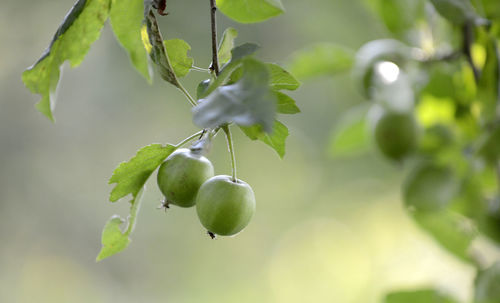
475, 262, 500, 303
197, 79, 211, 100
22, 0, 111, 121
216, 0, 284, 23
477, 209, 500, 245
218, 27, 238, 65
164, 39, 193, 78
96, 216, 130, 261
109, 144, 176, 202
240, 120, 288, 158
267, 63, 300, 91
477, 125, 500, 164
477, 35, 499, 121
410, 210, 477, 263
193, 58, 276, 132
143, 9, 180, 87
421, 63, 461, 100
288, 43, 354, 80
97, 188, 145, 261
276, 91, 300, 115
384, 289, 459, 303
372, 0, 425, 35
429, 0, 485, 25
482, 0, 500, 20
200, 43, 260, 99
110, 0, 151, 81
229, 43, 261, 62
328, 106, 370, 158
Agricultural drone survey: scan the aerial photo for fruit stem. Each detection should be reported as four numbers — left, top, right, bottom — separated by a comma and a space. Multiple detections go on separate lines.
222, 125, 237, 182
191, 66, 211, 73
177, 83, 197, 106
175, 130, 205, 148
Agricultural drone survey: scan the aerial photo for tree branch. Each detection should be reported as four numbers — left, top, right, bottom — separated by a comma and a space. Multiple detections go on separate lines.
209, 0, 220, 76
463, 22, 480, 82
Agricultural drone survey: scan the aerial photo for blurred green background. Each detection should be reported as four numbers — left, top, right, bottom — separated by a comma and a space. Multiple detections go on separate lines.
0, 0, 492, 302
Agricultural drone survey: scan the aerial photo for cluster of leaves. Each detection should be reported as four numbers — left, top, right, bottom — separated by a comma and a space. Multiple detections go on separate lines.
23, 0, 299, 261
289, 0, 500, 301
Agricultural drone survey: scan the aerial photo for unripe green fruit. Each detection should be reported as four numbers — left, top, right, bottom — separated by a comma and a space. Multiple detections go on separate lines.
157, 148, 214, 208
196, 175, 256, 236
403, 162, 458, 212
374, 110, 418, 161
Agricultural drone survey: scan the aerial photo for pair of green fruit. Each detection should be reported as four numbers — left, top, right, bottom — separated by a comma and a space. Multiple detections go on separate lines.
156, 148, 256, 236
372, 108, 459, 212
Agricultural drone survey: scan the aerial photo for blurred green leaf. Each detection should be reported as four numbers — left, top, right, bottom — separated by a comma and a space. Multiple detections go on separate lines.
218, 27, 238, 65
109, 144, 176, 202
421, 64, 460, 99
419, 124, 455, 155
451, 174, 487, 219
200, 43, 260, 99
276, 92, 300, 115
477, 125, 500, 164
329, 106, 370, 158
372, 0, 425, 36
197, 79, 211, 100
416, 95, 456, 128
216, 0, 284, 23
240, 120, 288, 158
429, 0, 485, 25
459, 176, 500, 244
423, 62, 477, 113
229, 66, 244, 84
193, 59, 276, 132
143, 9, 180, 87
164, 39, 193, 78
267, 63, 300, 91
97, 188, 144, 261
477, 35, 499, 121
110, 0, 151, 81
22, 0, 111, 122
403, 162, 459, 212
411, 209, 477, 263
478, 209, 500, 245
482, 0, 500, 20
288, 43, 354, 80
475, 262, 500, 303
384, 289, 459, 303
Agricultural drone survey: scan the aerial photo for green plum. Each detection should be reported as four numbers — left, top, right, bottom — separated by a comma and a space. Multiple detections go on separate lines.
374, 109, 418, 161
196, 175, 256, 236
157, 148, 214, 208
403, 162, 458, 212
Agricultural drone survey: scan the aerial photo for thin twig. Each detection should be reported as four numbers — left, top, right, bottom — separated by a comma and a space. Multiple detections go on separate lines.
419, 51, 462, 65
191, 66, 211, 73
